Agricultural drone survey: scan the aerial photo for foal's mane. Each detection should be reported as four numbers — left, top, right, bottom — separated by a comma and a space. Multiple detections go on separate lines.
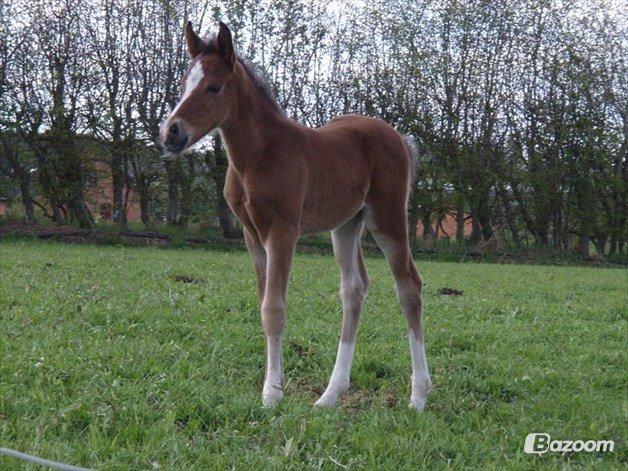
202, 36, 283, 113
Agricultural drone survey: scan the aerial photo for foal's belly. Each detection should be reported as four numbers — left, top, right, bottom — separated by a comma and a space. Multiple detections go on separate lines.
299, 188, 367, 235
300, 216, 357, 236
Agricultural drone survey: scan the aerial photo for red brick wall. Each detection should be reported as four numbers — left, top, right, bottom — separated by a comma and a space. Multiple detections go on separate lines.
416, 212, 472, 239
84, 161, 142, 222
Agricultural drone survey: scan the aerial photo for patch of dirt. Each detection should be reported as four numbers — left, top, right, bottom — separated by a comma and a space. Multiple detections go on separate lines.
382, 390, 400, 408
0, 220, 39, 236
117, 233, 170, 246
37, 227, 170, 246
37, 225, 91, 237
51, 235, 96, 244
117, 231, 171, 246
169, 274, 204, 284
439, 287, 464, 296
288, 340, 313, 357
338, 389, 370, 407
286, 377, 324, 397
186, 237, 210, 245
175, 418, 188, 429
119, 231, 169, 240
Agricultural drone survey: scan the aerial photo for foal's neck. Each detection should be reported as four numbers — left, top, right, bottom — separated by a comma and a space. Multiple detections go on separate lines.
219, 64, 293, 173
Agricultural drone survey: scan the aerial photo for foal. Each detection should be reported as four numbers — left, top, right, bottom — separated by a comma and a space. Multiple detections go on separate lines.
160, 22, 432, 410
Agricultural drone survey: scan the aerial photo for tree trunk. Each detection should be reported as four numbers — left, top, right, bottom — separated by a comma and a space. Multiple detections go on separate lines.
65, 161, 93, 230
46, 126, 93, 229
577, 233, 590, 258
179, 155, 195, 227
497, 184, 521, 248
574, 165, 593, 259
535, 221, 549, 246
593, 235, 607, 258
134, 174, 151, 226
408, 196, 420, 249
140, 196, 150, 225
111, 150, 127, 226
478, 203, 493, 241
470, 207, 482, 244
608, 238, 617, 256
68, 197, 94, 229
36, 155, 64, 225
49, 196, 64, 226
551, 192, 565, 252
18, 173, 35, 225
421, 211, 435, 250
165, 160, 179, 226
511, 180, 540, 244
127, 150, 152, 226
2, 139, 36, 225
455, 199, 465, 244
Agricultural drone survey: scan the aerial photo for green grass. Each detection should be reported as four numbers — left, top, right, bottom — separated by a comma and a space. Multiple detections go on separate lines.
1, 240, 626, 470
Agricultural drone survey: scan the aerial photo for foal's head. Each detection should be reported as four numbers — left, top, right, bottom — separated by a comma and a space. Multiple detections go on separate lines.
160, 22, 237, 153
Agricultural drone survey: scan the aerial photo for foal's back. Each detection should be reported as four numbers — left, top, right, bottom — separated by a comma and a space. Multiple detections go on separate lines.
298, 114, 412, 234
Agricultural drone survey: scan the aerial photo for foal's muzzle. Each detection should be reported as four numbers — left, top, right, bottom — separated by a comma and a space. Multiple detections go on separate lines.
161, 121, 189, 154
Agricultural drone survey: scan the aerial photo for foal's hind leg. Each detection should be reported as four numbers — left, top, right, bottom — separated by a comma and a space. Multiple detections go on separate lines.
364, 206, 432, 411
315, 213, 369, 407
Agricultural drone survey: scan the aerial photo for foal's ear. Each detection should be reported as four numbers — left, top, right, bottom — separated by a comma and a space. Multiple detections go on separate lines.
184, 21, 208, 58
217, 22, 235, 69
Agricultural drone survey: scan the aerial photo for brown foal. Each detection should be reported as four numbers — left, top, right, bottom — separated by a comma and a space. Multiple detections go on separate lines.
160, 22, 432, 410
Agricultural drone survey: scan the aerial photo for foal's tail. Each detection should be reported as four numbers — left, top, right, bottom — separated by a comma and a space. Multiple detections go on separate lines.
402, 134, 419, 187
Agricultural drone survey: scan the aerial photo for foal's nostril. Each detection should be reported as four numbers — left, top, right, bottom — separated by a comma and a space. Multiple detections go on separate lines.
162, 121, 188, 153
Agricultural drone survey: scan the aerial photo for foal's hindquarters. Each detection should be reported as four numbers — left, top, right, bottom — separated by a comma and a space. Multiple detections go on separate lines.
313, 133, 432, 410
242, 119, 432, 411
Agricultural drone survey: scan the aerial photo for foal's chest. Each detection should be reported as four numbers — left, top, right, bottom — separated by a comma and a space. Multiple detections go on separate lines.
223, 166, 294, 238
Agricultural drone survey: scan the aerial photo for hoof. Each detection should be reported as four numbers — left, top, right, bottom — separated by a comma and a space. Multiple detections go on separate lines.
314, 395, 336, 407
262, 386, 283, 408
409, 396, 427, 411
314, 383, 349, 408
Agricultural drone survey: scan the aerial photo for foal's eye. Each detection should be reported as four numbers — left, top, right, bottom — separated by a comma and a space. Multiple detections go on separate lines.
206, 84, 222, 94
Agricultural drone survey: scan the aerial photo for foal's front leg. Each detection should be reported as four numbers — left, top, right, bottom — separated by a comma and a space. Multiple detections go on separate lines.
244, 229, 267, 303
260, 227, 297, 407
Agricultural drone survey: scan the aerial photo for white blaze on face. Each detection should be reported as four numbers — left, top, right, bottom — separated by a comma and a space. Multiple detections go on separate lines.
160, 60, 205, 142
172, 60, 204, 115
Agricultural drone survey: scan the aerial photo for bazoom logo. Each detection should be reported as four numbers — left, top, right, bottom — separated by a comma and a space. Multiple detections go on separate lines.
524, 433, 614, 455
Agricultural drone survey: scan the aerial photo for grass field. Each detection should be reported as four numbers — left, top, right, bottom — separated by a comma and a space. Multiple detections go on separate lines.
1, 240, 626, 469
